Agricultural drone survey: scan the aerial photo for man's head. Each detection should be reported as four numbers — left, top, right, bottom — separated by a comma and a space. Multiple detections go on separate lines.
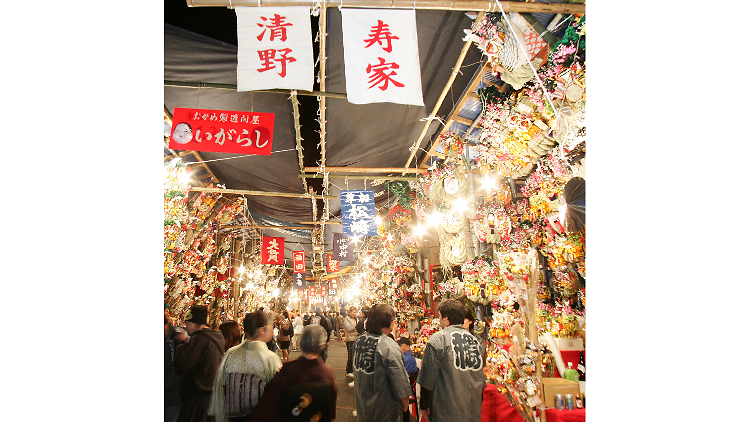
437, 299, 466, 328
314, 306, 323, 315
184, 305, 209, 335
396, 337, 412, 354
347, 306, 358, 318
366, 303, 395, 335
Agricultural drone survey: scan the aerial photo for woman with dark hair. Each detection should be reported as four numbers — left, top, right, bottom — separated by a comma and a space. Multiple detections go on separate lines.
208, 310, 282, 422
219, 320, 242, 352
277, 310, 292, 362
248, 325, 338, 422
352, 303, 412, 422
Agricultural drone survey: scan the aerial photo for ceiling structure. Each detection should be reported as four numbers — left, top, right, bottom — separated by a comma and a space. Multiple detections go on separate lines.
164, 0, 585, 279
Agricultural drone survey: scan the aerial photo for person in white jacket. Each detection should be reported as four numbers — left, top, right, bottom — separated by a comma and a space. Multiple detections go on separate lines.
291, 311, 304, 351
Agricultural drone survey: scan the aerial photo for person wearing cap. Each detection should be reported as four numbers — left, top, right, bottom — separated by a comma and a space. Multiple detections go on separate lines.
309, 306, 333, 362
173, 305, 225, 422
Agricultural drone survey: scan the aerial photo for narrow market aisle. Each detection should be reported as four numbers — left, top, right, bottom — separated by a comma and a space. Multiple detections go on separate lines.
284, 336, 418, 422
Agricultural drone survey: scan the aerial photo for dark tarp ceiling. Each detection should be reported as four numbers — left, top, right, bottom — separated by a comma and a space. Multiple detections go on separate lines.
164, 9, 483, 261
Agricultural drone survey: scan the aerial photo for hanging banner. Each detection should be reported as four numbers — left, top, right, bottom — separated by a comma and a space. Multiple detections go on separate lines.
168, 107, 274, 155
341, 8, 423, 105
236, 6, 314, 92
329, 278, 338, 296
293, 272, 306, 289
320, 283, 328, 297
309, 285, 318, 297
333, 232, 356, 261
341, 190, 377, 236
261, 236, 285, 265
326, 254, 340, 273
293, 251, 306, 273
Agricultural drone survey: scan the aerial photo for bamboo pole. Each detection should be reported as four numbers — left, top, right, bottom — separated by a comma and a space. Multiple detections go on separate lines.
299, 174, 419, 181
319, 6, 332, 229
291, 92, 309, 193
403, 11, 484, 172
303, 166, 426, 174
186, 0, 585, 14
189, 186, 336, 199
221, 225, 314, 230
299, 221, 342, 225
164, 80, 348, 99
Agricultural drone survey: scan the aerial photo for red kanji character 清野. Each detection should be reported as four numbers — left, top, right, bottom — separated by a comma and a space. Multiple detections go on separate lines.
257, 48, 296, 78
256, 14, 293, 42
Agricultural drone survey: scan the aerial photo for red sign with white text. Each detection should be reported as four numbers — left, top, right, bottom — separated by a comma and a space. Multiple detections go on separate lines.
168, 107, 274, 155
320, 284, 328, 297
326, 254, 340, 273
261, 236, 285, 265
309, 285, 318, 297
293, 251, 305, 273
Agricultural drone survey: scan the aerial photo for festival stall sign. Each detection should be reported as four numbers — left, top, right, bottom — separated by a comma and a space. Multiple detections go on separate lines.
341, 190, 377, 236
326, 254, 340, 273
329, 278, 338, 296
168, 107, 274, 155
320, 283, 328, 297
261, 236, 285, 265
341, 8, 423, 105
293, 272, 306, 289
308, 285, 318, 298
333, 232, 356, 261
236, 6, 314, 92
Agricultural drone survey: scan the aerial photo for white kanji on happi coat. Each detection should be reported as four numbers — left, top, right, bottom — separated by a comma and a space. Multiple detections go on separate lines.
341, 9, 424, 106
236, 6, 314, 92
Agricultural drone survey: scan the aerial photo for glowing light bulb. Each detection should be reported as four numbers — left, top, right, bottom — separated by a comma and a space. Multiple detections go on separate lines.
178, 170, 192, 185
352, 234, 361, 243
375, 216, 383, 225
413, 225, 426, 237
481, 175, 496, 191
427, 211, 442, 226
453, 198, 468, 213
386, 233, 393, 241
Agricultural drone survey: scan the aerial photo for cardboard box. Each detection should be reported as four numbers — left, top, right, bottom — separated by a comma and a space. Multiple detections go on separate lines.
541, 378, 580, 408
555, 337, 584, 351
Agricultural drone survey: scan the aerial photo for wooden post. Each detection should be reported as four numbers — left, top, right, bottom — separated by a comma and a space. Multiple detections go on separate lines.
233, 238, 242, 320
186, 0, 586, 15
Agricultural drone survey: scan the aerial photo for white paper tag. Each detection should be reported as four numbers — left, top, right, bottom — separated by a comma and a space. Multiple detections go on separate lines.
577, 364, 585, 374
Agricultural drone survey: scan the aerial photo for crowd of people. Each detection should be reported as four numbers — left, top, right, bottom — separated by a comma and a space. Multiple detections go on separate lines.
164, 299, 485, 422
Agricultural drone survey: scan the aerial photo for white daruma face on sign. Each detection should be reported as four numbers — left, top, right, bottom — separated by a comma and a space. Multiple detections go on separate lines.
171, 122, 193, 144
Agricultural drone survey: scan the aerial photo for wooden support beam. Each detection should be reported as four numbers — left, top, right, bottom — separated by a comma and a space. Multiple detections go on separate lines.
419, 61, 490, 168
164, 80, 347, 99
453, 115, 474, 126
221, 225, 313, 230
304, 166, 427, 174
404, 11, 484, 172
299, 174, 419, 181
189, 186, 336, 200
185, 1, 586, 14
299, 221, 342, 225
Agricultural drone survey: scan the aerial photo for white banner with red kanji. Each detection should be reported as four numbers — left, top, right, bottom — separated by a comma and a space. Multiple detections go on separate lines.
341, 9, 424, 106
261, 236, 285, 265
236, 6, 314, 92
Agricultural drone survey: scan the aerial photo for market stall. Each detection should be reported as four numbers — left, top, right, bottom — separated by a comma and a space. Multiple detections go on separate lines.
164, 1, 585, 420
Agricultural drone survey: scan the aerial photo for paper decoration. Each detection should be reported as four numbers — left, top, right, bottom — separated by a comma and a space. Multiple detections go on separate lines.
326, 254, 340, 273
341, 8, 423, 105
236, 6, 314, 92
333, 232, 356, 261
341, 190, 377, 236
293, 272, 306, 289
293, 251, 305, 273
168, 108, 274, 155
261, 236, 285, 265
